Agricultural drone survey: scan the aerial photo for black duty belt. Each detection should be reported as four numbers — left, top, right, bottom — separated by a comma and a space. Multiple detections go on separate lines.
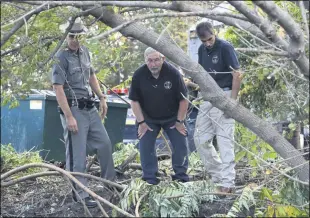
58, 98, 96, 114
69, 97, 96, 110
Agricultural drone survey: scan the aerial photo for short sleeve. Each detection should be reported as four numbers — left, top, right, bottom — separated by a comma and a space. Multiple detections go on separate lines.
52, 51, 68, 85
222, 43, 240, 70
128, 72, 140, 101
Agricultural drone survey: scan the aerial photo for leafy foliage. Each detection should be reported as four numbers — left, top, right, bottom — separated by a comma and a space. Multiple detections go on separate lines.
117, 178, 218, 217
1, 144, 43, 175
113, 143, 140, 167
227, 183, 257, 217
234, 123, 278, 177
218, 3, 309, 123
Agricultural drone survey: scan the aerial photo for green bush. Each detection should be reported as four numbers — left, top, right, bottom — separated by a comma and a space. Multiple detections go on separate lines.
1, 143, 43, 175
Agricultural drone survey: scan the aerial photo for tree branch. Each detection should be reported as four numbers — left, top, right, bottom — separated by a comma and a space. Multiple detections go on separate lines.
2, 2, 50, 29
299, 0, 309, 39
91, 11, 249, 41
19, 1, 272, 44
83, 6, 309, 182
1, 163, 133, 217
3, 2, 28, 11
1, 4, 57, 47
235, 48, 290, 57
228, 1, 309, 79
253, 1, 308, 74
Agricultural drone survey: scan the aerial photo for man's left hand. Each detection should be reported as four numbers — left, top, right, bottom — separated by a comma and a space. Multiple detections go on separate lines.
232, 70, 243, 81
99, 98, 108, 120
170, 122, 187, 136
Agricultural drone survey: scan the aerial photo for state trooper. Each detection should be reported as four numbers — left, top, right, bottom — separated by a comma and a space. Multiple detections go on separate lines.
51, 17, 115, 208
193, 21, 243, 194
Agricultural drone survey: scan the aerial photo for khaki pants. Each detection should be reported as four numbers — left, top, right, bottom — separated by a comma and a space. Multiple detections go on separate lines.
194, 91, 235, 187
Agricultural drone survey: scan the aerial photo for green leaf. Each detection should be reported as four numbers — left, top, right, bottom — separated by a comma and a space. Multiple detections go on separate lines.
235, 150, 247, 162
260, 187, 273, 201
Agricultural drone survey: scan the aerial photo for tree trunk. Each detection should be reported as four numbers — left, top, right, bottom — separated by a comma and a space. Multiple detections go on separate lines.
84, 7, 309, 182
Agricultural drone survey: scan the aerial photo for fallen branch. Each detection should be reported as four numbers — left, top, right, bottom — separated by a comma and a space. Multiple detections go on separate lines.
1, 163, 133, 217
1, 170, 125, 190
166, 192, 240, 199
128, 163, 142, 170
95, 199, 109, 217
135, 192, 148, 217
118, 151, 138, 172
63, 175, 92, 217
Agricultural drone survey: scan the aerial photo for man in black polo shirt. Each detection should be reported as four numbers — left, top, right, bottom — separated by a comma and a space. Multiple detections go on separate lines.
193, 21, 242, 194
129, 47, 189, 185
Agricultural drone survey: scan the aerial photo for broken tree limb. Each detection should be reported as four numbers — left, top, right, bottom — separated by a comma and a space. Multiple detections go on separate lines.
0, 163, 134, 217
63, 175, 93, 217
118, 151, 138, 172
135, 192, 148, 217
1, 170, 125, 190
229, 1, 309, 78
83, 6, 309, 182
128, 163, 142, 170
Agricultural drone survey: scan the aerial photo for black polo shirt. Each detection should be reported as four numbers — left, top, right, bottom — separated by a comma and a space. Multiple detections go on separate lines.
129, 62, 187, 120
198, 38, 240, 89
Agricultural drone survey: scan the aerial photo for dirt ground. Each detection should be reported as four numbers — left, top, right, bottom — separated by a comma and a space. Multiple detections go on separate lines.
1, 172, 240, 217
1, 159, 255, 218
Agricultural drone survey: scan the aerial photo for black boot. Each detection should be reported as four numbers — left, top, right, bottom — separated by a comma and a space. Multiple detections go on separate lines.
73, 195, 97, 208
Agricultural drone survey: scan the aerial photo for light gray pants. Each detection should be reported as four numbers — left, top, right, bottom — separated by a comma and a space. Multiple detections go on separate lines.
193, 90, 235, 188
60, 106, 115, 199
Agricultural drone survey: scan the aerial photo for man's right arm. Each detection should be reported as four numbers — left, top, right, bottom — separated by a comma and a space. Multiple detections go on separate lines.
51, 52, 78, 133
53, 85, 73, 118
130, 101, 144, 123
128, 72, 144, 122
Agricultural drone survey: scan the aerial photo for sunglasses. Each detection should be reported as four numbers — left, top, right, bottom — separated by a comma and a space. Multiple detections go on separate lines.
68, 34, 83, 40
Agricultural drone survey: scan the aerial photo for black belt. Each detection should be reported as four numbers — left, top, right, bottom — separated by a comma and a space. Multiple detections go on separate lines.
58, 98, 95, 114
70, 98, 95, 110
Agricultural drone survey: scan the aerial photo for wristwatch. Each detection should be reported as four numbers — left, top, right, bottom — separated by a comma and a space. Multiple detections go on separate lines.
176, 119, 185, 124
138, 120, 145, 125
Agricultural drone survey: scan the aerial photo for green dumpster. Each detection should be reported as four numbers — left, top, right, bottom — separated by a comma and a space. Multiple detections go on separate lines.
43, 95, 130, 161
1, 90, 130, 162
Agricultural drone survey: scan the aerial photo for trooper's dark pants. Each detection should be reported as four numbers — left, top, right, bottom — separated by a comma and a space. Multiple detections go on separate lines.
136, 120, 189, 184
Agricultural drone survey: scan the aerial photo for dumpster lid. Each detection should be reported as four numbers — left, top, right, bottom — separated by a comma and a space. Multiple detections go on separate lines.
30, 89, 56, 96
30, 89, 130, 108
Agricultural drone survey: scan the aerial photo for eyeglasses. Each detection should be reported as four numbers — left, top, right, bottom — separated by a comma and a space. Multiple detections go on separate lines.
146, 58, 162, 64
